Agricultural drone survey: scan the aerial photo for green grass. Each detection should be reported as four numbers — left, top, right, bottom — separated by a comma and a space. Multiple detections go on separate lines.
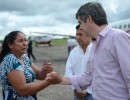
32, 39, 67, 46
52, 39, 67, 45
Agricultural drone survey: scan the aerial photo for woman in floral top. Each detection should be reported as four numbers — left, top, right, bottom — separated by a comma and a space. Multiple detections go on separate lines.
0, 31, 61, 100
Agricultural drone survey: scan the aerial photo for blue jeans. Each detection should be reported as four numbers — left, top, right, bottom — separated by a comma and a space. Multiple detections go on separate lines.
74, 93, 93, 100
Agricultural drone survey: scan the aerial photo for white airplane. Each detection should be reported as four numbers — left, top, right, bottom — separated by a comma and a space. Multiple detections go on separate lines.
29, 34, 54, 46
28, 32, 70, 46
109, 18, 130, 33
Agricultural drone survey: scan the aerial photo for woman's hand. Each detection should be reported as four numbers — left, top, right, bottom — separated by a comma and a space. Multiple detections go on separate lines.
39, 63, 53, 80
42, 62, 53, 73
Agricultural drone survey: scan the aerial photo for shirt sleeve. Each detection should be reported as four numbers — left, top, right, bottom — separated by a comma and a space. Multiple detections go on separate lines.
70, 60, 92, 91
64, 52, 74, 77
1, 54, 24, 76
113, 32, 130, 96
64, 50, 75, 90
70, 71, 92, 91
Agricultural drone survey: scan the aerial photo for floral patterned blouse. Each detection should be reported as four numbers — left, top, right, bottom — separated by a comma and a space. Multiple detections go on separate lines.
0, 53, 36, 100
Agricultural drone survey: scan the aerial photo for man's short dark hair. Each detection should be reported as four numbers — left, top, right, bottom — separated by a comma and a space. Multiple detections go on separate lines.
76, 2, 108, 26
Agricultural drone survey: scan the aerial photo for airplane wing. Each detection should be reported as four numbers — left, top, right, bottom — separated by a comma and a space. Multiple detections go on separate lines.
28, 32, 73, 46
32, 32, 76, 37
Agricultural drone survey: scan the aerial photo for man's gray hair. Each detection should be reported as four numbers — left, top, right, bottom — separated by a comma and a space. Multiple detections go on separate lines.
76, 2, 108, 26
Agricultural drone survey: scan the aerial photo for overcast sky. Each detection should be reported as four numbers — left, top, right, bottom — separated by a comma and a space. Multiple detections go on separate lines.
0, 0, 130, 36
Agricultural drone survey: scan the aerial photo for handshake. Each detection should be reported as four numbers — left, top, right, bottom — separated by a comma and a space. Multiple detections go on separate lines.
40, 61, 62, 85
45, 72, 62, 84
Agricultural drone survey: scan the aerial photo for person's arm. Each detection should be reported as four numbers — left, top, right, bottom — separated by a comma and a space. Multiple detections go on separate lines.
7, 69, 60, 96
45, 71, 71, 85
60, 77, 72, 85
60, 70, 92, 91
46, 69, 92, 91
112, 32, 130, 96
7, 69, 50, 96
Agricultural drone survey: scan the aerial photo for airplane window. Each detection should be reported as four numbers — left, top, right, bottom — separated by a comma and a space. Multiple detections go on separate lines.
128, 24, 130, 28
119, 25, 122, 29
124, 24, 126, 29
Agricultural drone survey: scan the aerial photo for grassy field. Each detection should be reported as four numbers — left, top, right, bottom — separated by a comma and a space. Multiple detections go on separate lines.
32, 39, 68, 46
52, 39, 67, 45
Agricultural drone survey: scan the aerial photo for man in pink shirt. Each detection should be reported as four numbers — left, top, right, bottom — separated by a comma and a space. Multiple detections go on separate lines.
46, 2, 130, 100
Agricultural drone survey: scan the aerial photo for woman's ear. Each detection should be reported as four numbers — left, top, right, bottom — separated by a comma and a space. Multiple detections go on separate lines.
8, 43, 13, 49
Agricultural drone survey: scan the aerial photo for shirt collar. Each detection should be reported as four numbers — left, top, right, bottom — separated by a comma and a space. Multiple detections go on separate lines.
98, 25, 111, 38
92, 25, 111, 42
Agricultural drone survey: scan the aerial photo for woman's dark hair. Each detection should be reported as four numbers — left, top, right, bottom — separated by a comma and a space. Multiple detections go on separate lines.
0, 31, 23, 62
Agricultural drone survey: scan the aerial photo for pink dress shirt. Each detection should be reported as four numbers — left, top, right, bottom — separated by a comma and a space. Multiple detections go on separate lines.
70, 25, 130, 100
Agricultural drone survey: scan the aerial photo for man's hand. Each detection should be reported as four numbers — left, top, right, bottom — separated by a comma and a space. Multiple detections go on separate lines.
45, 72, 62, 84
74, 89, 87, 99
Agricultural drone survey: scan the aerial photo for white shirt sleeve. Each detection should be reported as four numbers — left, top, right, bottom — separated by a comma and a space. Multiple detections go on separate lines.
64, 49, 76, 90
